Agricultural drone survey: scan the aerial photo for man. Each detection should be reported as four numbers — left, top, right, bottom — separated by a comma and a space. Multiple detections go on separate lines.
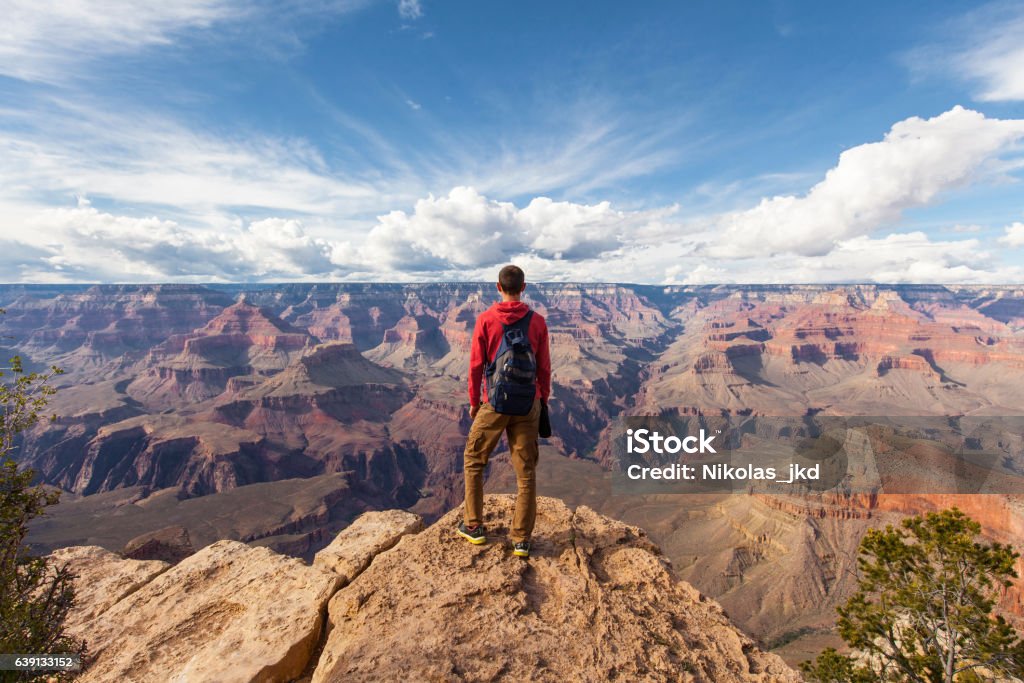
458, 265, 551, 558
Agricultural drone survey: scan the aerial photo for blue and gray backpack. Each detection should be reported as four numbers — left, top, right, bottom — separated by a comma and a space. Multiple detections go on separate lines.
486, 311, 538, 415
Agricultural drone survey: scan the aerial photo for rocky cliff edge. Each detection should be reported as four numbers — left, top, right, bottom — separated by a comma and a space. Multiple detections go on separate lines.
54, 495, 798, 682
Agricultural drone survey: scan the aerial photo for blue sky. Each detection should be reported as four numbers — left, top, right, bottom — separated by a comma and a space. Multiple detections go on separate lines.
1, 0, 1023, 283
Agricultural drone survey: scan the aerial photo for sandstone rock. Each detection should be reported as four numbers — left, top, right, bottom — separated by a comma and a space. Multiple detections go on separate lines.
122, 524, 194, 564
49, 546, 168, 633
79, 540, 340, 683
312, 495, 799, 682
313, 509, 423, 584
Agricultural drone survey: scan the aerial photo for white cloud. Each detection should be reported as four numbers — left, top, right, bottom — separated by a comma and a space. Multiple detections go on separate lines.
1000, 222, 1024, 248
0, 0, 376, 83
242, 217, 348, 274
0, 240, 57, 279
949, 3, 1024, 102
0, 0, 236, 82
0, 91, 687, 241
12, 200, 350, 282
2, 102, 1023, 284
706, 107, 1024, 258
667, 263, 725, 285
663, 232, 1020, 285
459, 112, 685, 199
816, 233, 1003, 284
362, 186, 670, 271
5, 190, 1024, 285
0, 100, 385, 218
365, 188, 523, 270
398, 0, 422, 20
518, 197, 631, 260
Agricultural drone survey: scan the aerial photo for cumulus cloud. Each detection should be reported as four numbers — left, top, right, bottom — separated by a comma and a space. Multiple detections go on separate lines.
365, 188, 523, 270
665, 232, 1020, 285
13, 200, 350, 282
1000, 222, 1024, 248
706, 107, 1024, 258
815, 233, 1003, 283
5, 189, 1024, 285
521, 197, 673, 260
362, 186, 671, 271
666, 263, 726, 285
240, 218, 348, 274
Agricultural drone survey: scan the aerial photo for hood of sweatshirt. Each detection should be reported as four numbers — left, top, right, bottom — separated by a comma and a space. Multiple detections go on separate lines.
492, 301, 530, 325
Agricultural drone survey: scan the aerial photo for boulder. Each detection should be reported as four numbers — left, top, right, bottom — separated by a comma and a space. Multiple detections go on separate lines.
48, 546, 168, 632
313, 509, 423, 584
78, 540, 339, 683
122, 524, 194, 564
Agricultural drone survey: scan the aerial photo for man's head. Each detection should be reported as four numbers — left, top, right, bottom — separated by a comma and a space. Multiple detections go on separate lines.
497, 264, 526, 299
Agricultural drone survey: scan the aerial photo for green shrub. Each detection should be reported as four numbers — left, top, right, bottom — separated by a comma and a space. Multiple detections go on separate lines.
802, 508, 1024, 682
0, 344, 83, 682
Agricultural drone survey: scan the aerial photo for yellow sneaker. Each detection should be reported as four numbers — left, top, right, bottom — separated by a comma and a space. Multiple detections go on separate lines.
457, 522, 486, 545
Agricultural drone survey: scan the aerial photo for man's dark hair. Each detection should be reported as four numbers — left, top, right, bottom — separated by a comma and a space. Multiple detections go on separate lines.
498, 265, 525, 294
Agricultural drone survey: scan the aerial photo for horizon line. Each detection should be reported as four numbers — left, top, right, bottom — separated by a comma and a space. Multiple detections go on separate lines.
1, 281, 1023, 288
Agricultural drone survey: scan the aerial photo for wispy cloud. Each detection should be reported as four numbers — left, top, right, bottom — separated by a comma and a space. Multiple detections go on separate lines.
398, 0, 422, 21
0, 0, 375, 83
0, 87, 688, 224
433, 100, 694, 200
0, 0, 238, 83
909, 1, 1024, 102
0, 96, 389, 218
0, 92, 696, 281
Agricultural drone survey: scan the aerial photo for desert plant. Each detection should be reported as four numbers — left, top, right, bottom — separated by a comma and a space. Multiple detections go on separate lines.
802, 508, 1024, 682
0, 334, 83, 681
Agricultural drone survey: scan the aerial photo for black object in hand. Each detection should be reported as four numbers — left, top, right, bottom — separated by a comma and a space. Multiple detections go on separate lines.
539, 400, 551, 438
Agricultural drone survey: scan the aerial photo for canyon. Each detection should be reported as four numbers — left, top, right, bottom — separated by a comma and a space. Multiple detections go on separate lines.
5, 282, 1024, 665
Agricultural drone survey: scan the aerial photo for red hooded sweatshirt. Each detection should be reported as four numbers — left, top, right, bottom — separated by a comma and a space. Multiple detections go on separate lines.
468, 300, 551, 406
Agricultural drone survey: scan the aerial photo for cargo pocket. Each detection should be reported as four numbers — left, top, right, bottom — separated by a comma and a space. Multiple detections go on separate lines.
465, 412, 492, 463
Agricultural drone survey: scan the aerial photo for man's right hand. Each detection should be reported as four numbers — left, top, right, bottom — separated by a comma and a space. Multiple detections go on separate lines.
469, 403, 480, 420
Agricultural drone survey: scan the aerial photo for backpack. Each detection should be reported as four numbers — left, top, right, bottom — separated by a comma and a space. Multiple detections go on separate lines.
485, 311, 538, 416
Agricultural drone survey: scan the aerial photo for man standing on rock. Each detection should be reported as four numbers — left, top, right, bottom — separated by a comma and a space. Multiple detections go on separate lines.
459, 265, 551, 558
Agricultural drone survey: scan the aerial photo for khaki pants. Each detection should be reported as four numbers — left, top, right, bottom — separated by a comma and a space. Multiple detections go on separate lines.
463, 399, 540, 543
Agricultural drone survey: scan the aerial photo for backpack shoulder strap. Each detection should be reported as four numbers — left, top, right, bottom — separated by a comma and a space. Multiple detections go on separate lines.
507, 310, 533, 332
